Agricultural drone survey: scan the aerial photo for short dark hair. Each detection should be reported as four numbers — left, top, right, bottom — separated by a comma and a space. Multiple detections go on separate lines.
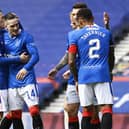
0, 10, 3, 13
77, 8, 93, 21
4, 12, 18, 20
72, 2, 88, 9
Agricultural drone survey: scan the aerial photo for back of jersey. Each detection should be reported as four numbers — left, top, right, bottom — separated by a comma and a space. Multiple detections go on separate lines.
77, 25, 111, 84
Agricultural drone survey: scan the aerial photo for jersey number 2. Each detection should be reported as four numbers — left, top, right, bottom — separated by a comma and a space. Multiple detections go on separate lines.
89, 39, 100, 58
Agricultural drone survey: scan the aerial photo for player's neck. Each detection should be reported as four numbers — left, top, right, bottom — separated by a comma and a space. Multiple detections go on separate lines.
84, 21, 93, 27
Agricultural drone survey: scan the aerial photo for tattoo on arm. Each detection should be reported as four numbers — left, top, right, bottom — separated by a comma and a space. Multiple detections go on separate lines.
68, 53, 78, 82
55, 52, 68, 71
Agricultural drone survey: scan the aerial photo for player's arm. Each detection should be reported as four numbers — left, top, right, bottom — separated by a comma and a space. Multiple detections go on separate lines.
54, 51, 68, 70
0, 56, 20, 64
108, 38, 115, 81
16, 34, 39, 80
68, 44, 78, 82
23, 34, 39, 71
48, 52, 68, 79
103, 12, 110, 30
104, 12, 115, 81
0, 52, 29, 64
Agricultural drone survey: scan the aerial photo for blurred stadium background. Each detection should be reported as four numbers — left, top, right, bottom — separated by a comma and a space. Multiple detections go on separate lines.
1, 0, 129, 129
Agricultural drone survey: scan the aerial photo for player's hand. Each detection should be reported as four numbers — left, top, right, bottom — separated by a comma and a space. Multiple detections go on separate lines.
62, 70, 70, 80
20, 52, 29, 63
103, 12, 110, 26
16, 68, 28, 80
48, 68, 57, 79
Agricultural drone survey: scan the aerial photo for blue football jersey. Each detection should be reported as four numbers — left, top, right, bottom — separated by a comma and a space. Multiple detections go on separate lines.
4, 30, 39, 88
69, 25, 111, 84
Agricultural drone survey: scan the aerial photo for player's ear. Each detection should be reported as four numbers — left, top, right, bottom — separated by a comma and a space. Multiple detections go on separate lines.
78, 18, 84, 27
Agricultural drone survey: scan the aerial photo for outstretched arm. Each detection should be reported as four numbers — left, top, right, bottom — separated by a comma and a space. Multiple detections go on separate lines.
55, 51, 68, 71
0, 52, 29, 64
48, 52, 68, 79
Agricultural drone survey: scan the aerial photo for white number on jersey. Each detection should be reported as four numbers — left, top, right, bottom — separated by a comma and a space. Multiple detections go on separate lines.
89, 39, 100, 58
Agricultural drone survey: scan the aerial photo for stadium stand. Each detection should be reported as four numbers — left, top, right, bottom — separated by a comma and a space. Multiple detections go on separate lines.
0, 0, 129, 110
114, 33, 129, 64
